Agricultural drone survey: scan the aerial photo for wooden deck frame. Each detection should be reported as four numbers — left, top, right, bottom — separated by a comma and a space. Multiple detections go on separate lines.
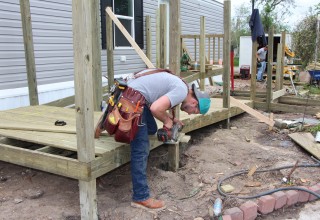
0, 1, 273, 219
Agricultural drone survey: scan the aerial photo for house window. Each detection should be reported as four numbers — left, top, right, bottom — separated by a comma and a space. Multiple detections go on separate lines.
100, 0, 143, 49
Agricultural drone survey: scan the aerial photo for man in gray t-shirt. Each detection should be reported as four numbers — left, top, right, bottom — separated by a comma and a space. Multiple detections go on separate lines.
256, 45, 268, 82
126, 69, 211, 211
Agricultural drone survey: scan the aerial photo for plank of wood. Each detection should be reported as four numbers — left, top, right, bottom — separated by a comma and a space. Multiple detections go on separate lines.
230, 97, 275, 127
0, 143, 90, 181
106, 7, 154, 68
272, 88, 286, 100
289, 133, 320, 159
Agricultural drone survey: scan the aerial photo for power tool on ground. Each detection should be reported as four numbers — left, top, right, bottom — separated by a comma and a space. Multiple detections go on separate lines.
157, 123, 183, 143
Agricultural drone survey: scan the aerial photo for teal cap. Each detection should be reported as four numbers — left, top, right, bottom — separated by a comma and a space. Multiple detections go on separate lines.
192, 84, 211, 114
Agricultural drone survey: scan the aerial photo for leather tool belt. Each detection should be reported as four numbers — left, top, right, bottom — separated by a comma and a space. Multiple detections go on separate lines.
103, 87, 146, 144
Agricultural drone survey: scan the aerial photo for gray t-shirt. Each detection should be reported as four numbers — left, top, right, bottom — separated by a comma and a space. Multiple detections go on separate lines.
257, 47, 267, 60
127, 71, 188, 108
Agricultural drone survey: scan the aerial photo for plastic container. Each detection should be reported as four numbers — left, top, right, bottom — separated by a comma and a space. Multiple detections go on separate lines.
213, 197, 223, 217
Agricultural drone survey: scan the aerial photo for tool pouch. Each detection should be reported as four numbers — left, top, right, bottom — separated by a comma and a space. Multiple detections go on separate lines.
103, 87, 145, 144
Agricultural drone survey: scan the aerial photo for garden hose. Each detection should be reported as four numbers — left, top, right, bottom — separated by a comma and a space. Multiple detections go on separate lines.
217, 157, 320, 200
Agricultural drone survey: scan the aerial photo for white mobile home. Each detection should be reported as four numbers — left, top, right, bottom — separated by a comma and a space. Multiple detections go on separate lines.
0, 0, 223, 110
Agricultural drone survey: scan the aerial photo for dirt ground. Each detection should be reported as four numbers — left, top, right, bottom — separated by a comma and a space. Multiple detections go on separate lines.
0, 74, 320, 220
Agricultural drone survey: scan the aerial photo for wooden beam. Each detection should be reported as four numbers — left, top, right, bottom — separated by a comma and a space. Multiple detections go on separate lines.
106, 7, 154, 68
272, 88, 286, 100
280, 31, 286, 89
146, 15, 151, 60
278, 96, 320, 106
156, 8, 160, 67
289, 133, 320, 159
92, 0, 102, 111
159, 4, 167, 68
72, 0, 97, 219
0, 143, 90, 181
223, 0, 231, 109
275, 43, 282, 91
230, 97, 274, 127
266, 27, 274, 111
200, 16, 205, 91
106, 7, 114, 92
19, 0, 39, 106
250, 41, 258, 101
254, 101, 320, 115
181, 101, 253, 133
169, 0, 181, 172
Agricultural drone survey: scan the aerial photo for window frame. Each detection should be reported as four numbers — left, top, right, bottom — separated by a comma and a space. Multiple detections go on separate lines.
113, 0, 135, 49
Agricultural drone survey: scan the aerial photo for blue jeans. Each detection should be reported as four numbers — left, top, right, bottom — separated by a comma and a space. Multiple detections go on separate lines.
130, 105, 157, 201
257, 61, 266, 81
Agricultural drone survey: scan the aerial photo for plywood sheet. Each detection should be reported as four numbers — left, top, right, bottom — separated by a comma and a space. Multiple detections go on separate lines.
289, 132, 320, 159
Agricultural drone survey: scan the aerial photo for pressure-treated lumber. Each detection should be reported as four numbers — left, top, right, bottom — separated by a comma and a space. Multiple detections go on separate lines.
223, 0, 231, 109
230, 97, 274, 127
168, 0, 181, 171
106, 7, 114, 92
106, 7, 153, 68
92, 0, 102, 111
275, 43, 283, 90
278, 96, 320, 106
254, 101, 320, 115
159, 4, 167, 68
272, 88, 286, 100
250, 41, 258, 100
200, 16, 205, 91
0, 143, 90, 181
289, 133, 320, 159
19, 0, 39, 106
146, 15, 151, 60
72, 0, 97, 218
266, 27, 274, 111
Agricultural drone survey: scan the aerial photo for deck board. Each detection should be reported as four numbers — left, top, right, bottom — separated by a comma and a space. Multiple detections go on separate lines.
0, 98, 252, 156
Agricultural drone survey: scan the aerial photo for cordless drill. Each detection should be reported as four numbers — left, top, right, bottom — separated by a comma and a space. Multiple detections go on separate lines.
157, 123, 183, 143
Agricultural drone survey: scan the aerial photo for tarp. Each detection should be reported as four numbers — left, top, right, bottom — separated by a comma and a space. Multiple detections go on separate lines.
249, 9, 267, 46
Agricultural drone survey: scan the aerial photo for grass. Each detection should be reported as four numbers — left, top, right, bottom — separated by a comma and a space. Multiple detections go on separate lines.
307, 124, 320, 134
233, 57, 239, 67
303, 85, 320, 94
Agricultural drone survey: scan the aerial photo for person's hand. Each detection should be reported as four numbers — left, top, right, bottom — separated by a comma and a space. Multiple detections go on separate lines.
164, 116, 173, 129
173, 118, 184, 127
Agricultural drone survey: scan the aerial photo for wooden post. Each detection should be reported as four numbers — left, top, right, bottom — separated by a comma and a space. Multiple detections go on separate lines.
19, 0, 39, 106
266, 27, 274, 112
92, 0, 102, 111
280, 31, 286, 89
218, 37, 221, 62
213, 37, 216, 63
250, 41, 258, 101
275, 43, 282, 91
200, 16, 205, 91
159, 4, 167, 68
156, 9, 160, 67
72, 1, 97, 219
194, 38, 197, 61
208, 37, 211, 62
223, 0, 231, 109
106, 7, 114, 92
146, 15, 151, 61
168, 0, 181, 172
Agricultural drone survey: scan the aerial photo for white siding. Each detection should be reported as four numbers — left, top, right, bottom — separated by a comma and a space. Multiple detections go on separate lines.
0, 0, 223, 110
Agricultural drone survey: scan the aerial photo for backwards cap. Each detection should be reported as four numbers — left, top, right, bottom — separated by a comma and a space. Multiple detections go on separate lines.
191, 83, 211, 114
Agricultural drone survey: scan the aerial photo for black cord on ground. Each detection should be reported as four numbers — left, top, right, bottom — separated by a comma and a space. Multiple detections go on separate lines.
217, 159, 320, 200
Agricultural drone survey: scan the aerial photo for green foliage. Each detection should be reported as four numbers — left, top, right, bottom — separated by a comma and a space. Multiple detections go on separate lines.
292, 14, 319, 68
231, 3, 251, 49
233, 57, 239, 67
255, 0, 295, 32
307, 123, 320, 134
303, 85, 320, 94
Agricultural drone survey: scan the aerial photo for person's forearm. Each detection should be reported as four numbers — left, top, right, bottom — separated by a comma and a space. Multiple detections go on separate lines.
151, 109, 173, 128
